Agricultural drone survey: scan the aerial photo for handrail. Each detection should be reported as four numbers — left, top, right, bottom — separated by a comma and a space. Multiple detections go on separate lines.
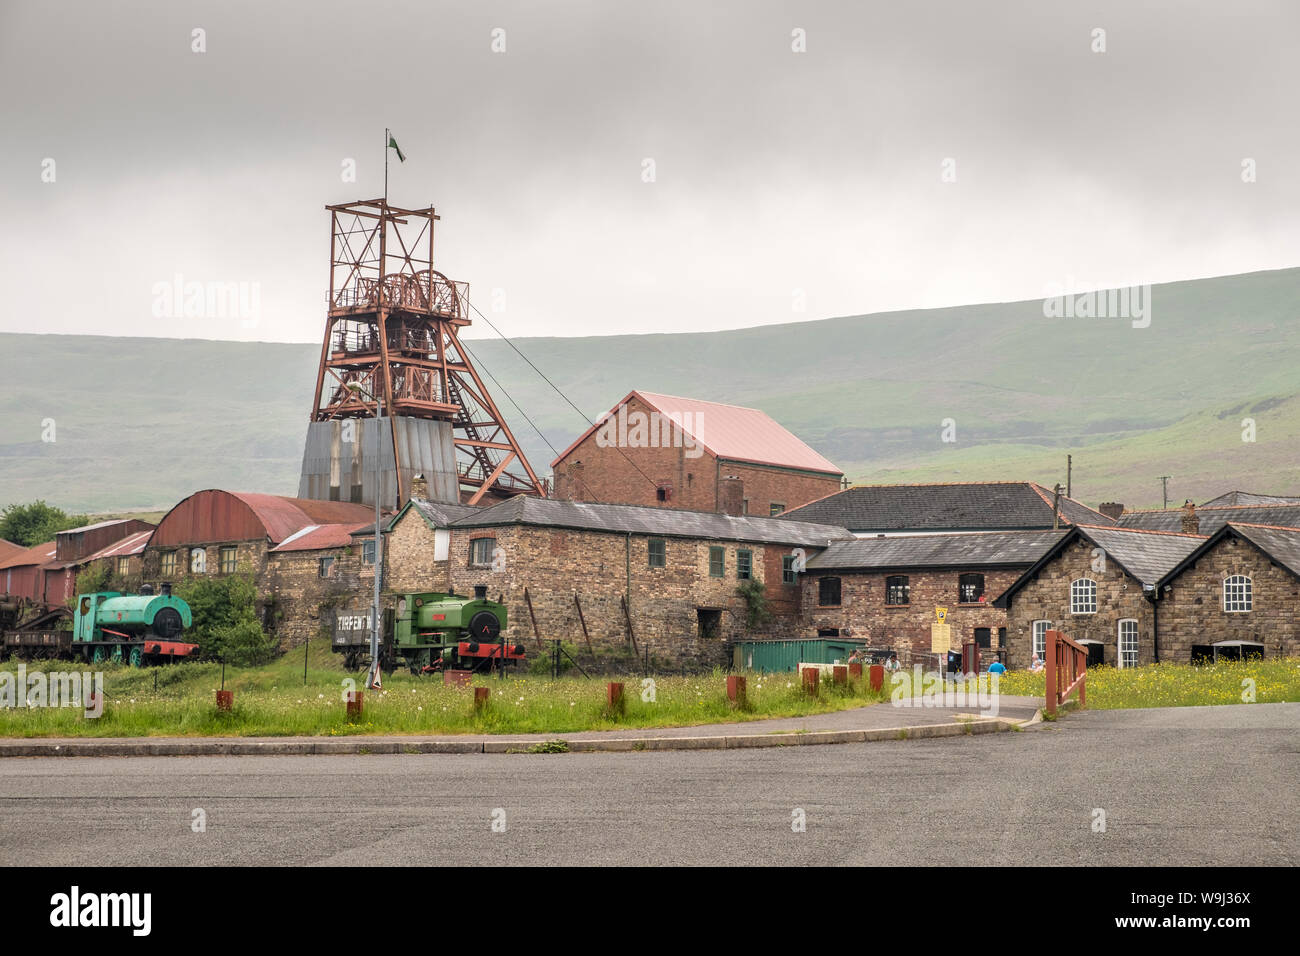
1044, 629, 1087, 716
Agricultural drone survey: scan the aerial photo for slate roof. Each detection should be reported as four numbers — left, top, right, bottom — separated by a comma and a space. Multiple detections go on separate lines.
1117, 503, 1300, 534
449, 495, 855, 547
993, 525, 1208, 607
551, 390, 843, 475
805, 530, 1067, 572
1200, 491, 1300, 507
1157, 522, 1300, 585
781, 482, 1115, 532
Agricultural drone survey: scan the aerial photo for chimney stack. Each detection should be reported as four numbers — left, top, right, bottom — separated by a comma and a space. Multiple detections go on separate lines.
1180, 499, 1199, 534
719, 476, 745, 516
1098, 502, 1125, 520
410, 473, 429, 501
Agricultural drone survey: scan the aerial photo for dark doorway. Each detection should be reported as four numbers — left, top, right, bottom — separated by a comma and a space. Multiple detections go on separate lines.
1086, 643, 1106, 667
697, 608, 721, 639
974, 628, 992, 649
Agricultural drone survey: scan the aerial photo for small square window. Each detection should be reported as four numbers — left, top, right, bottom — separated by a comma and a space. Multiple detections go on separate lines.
318, 557, 335, 578
648, 538, 666, 568
769, 503, 785, 516
219, 547, 237, 574
737, 549, 753, 580
160, 551, 177, 577
362, 540, 376, 565
469, 538, 495, 567
886, 575, 909, 605
708, 546, 725, 577
116, 557, 130, 577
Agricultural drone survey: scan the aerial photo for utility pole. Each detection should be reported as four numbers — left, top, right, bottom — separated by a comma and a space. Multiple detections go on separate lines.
1066, 455, 1072, 499
1158, 475, 1171, 510
348, 381, 386, 691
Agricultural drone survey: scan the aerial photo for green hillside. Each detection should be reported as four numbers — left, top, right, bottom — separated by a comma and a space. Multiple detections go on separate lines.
2, 267, 1299, 514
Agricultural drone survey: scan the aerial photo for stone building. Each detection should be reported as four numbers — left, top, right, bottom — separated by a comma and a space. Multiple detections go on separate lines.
802, 530, 1065, 665
1116, 499, 1300, 534
550, 390, 844, 517
993, 525, 1207, 669
381, 492, 853, 669
1154, 523, 1300, 662
142, 489, 375, 643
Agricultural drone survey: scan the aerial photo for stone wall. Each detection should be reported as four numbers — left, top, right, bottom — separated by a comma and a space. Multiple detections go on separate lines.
265, 546, 373, 648
1159, 533, 1300, 660
1003, 537, 1154, 669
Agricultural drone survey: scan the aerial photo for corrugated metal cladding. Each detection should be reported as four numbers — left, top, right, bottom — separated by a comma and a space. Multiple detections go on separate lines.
298, 416, 459, 508
150, 490, 374, 547
731, 639, 867, 672
55, 518, 154, 564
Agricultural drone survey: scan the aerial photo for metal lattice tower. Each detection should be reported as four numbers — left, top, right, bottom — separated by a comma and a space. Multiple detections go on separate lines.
304, 198, 545, 507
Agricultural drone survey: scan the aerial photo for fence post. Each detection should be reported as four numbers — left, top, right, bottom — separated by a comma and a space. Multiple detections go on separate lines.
1044, 630, 1058, 717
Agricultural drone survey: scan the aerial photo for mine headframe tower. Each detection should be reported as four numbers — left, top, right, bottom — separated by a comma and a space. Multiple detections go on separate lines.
301, 198, 545, 508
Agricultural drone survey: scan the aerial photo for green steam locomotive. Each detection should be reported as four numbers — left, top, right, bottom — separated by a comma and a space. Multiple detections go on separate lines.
332, 585, 524, 674
1, 584, 199, 665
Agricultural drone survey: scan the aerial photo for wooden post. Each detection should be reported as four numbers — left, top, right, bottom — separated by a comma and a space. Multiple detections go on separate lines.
474, 686, 490, 711
573, 591, 595, 655
216, 690, 233, 712
833, 665, 848, 685
849, 662, 863, 680
1044, 629, 1059, 716
345, 690, 363, 720
802, 667, 819, 696
524, 587, 543, 650
606, 681, 625, 716
869, 664, 884, 691
726, 674, 747, 705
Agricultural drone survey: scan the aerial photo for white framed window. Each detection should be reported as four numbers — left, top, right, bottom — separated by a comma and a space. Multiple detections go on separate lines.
1032, 620, 1050, 660
1118, 619, 1138, 669
1070, 578, 1097, 614
1223, 575, 1252, 612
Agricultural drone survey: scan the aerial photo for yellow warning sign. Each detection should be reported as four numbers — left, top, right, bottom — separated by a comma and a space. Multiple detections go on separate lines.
930, 622, 952, 653
935, 607, 948, 624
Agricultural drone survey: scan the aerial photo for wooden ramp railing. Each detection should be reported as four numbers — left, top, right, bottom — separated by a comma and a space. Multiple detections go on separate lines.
1044, 629, 1087, 716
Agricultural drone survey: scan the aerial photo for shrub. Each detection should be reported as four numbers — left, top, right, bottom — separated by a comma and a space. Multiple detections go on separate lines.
735, 579, 772, 629
176, 574, 277, 666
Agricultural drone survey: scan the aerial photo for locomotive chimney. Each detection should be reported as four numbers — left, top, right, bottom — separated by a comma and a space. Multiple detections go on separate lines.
473, 584, 488, 601
161, 582, 172, 597
139, 584, 154, 596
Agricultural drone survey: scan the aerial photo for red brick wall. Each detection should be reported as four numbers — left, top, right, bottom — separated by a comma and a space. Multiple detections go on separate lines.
551, 394, 841, 514
801, 567, 1022, 663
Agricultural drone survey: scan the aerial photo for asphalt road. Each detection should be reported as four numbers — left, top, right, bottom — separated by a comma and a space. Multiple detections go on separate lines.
1, 703, 1295, 866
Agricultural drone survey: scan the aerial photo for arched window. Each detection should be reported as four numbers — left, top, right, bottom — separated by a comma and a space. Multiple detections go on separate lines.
1223, 575, 1252, 612
1032, 621, 1050, 660
958, 573, 986, 604
1070, 578, 1097, 614
885, 575, 910, 605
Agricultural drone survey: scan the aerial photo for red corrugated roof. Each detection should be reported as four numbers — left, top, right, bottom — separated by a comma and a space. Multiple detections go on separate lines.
269, 522, 376, 553
551, 390, 842, 475
0, 539, 24, 564
79, 530, 153, 563
151, 490, 378, 547
0, 540, 57, 571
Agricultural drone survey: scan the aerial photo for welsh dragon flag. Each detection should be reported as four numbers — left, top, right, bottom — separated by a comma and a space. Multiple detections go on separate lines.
387, 133, 405, 163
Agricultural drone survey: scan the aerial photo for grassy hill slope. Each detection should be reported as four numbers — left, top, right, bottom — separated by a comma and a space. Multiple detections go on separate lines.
2, 267, 1298, 513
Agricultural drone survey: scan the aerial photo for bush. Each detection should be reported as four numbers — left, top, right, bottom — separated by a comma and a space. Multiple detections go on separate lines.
528, 641, 582, 676
175, 574, 277, 666
735, 579, 772, 629
0, 500, 88, 547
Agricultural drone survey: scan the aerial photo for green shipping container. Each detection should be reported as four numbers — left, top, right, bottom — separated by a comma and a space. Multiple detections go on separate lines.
732, 638, 867, 673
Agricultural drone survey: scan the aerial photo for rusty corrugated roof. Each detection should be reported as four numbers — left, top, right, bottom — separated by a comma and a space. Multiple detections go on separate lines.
269, 522, 377, 553
0, 541, 57, 571
0, 539, 24, 564
550, 390, 842, 475
151, 490, 378, 547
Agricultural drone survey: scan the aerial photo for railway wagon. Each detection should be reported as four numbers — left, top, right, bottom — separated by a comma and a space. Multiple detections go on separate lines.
2, 585, 199, 666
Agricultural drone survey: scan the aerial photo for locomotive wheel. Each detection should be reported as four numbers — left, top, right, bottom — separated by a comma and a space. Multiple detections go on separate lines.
92, 645, 105, 664
111, 644, 123, 663
128, 646, 143, 668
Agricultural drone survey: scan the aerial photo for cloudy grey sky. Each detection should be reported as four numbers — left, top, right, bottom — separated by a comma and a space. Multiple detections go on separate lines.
2, 0, 1296, 343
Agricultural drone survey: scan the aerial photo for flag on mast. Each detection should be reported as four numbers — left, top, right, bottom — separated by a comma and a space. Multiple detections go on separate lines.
387, 133, 406, 163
